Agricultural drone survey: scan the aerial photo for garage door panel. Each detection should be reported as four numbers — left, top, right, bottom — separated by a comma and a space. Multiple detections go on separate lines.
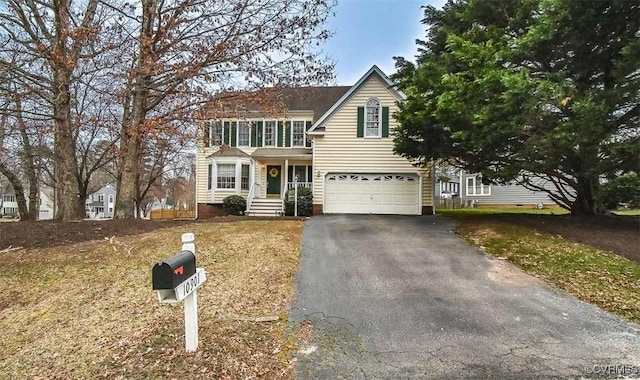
325, 173, 420, 215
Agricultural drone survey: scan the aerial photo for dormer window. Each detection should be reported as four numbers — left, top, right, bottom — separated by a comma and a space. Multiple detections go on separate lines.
365, 98, 381, 138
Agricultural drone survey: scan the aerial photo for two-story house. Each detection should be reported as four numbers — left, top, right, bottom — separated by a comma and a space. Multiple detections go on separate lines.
196, 66, 434, 217
86, 182, 117, 219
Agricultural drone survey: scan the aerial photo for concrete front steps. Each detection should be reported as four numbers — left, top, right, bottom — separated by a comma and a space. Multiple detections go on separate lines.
247, 198, 283, 217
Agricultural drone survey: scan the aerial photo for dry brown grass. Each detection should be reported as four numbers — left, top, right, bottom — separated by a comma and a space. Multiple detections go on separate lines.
458, 221, 640, 323
0, 220, 304, 379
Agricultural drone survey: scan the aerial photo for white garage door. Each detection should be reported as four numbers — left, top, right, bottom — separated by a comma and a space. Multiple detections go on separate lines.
324, 173, 421, 215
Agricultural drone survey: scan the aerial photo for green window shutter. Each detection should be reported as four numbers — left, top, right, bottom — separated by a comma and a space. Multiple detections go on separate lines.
357, 107, 364, 138
284, 121, 291, 147
223, 121, 230, 145
305, 121, 312, 147
256, 121, 263, 147
382, 107, 389, 138
277, 121, 283, 147
251, 122, 257, 147
230, 122, 237, 147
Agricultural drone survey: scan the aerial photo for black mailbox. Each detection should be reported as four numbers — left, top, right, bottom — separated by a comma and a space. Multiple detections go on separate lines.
152, 251, 196, 290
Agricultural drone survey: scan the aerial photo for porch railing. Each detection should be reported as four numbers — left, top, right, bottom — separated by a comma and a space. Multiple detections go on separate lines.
286, 182, 312, 191
246, 182, 256, 214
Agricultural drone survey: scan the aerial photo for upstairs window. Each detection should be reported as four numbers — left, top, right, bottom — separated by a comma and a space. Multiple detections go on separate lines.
365, 98, 381, 138
238, 121, 250, 146
292, 121, 306, 147
264, 120, 276, 147
210, 121, 223, 146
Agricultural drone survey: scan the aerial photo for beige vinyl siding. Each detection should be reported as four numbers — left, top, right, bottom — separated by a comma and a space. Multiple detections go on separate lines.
195, 149, 251, 204
196, 147, 312, 204
195, 145, 216, 204
313, 75, 433, 208
196, 114, 315, 205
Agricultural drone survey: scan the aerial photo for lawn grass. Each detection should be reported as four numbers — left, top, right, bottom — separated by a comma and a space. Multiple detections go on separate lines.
614, 209, 640, 216
457, 220, 640, 324
0, 220, 304, 379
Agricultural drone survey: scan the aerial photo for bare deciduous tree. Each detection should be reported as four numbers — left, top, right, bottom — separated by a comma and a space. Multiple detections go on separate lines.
112, 0, 335, 218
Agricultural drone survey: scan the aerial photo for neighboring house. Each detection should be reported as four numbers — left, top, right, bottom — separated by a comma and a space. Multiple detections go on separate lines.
38, 188, 55, 220
0, 182, 56, 219
86, 182, 117, 219
1, 187, 19, 216
196, 65, 434, 217
435, 168, 556, 208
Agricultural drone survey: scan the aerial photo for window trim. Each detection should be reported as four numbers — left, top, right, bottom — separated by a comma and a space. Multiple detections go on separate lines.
291, 120, 306, 147
263, 119, 277, 147
241, 164, 250, 190
237, 120, 251, 147
466, 176, 491, 196
288, 165, 312, 183
216, 163, 236, 190
364, 98, 382, 138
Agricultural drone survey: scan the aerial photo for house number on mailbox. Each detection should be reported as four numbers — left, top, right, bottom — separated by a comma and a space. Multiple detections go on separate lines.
152, 233, 206, 352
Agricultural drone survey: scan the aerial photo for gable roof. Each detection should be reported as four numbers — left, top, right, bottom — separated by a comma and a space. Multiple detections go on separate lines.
202, 86, 350, 121
307, 65, 406, 134
89, 182, 116, 196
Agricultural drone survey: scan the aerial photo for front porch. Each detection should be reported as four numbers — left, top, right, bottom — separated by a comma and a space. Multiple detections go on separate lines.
247, 148, 313, 216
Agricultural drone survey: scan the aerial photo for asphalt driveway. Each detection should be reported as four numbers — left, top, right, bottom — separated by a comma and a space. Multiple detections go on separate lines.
289, 215, 640, 379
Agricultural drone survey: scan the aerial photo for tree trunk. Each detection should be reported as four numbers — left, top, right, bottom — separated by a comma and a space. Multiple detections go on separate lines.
115, 0, 153, 219
0, 162, 32, 221
52, 68, 84, 220
570, 176, 608, 215
17, 97, 38, 221
49, 0, 88, 221
116, 130, 140, 218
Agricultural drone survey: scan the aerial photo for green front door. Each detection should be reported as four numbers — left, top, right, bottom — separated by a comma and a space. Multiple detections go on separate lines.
266, 165, 281, 195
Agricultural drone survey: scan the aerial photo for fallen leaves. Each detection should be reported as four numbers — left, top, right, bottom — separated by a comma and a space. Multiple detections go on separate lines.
0, 220, 303, 379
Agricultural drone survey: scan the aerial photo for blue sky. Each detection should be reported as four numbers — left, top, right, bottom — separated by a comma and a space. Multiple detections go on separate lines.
324, 0, 447, 84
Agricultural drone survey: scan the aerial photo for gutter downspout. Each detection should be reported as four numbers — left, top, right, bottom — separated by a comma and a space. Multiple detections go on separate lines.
431, 159, 436, 215
193, 152, 199, 220
459, 169, 463, 208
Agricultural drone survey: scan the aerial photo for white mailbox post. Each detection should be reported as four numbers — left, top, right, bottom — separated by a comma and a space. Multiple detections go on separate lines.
152, 232, 206, 352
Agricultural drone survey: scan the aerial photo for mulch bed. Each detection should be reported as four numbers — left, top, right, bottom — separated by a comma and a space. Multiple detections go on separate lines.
480, 214, 640, 263
0, 219, 193, 250
1, 214, 637, 263
0, 216, 308, 251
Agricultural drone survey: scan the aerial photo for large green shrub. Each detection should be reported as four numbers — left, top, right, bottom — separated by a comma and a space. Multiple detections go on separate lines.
222, 195, 246, 215
284, 186, 313, 216
601, 173, 640, 210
